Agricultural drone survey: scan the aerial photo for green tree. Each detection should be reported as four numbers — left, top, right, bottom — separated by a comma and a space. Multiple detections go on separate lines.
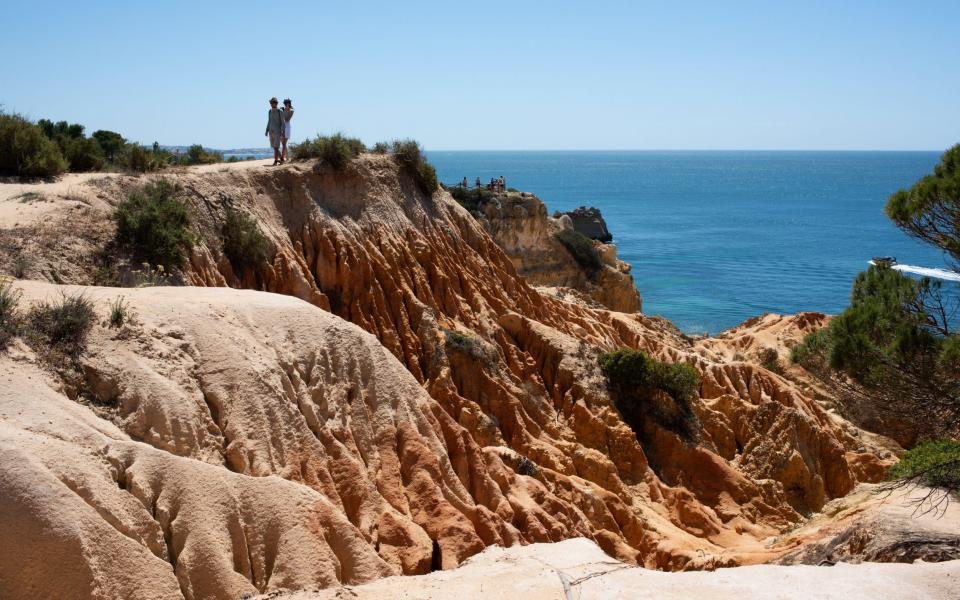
0, 113, 68, 178
92, 129, 126, 163
794, 145, 960, 494
886, 144, 960, 267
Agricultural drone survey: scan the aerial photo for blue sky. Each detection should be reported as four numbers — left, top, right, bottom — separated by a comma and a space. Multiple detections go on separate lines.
2, 0, 958, 150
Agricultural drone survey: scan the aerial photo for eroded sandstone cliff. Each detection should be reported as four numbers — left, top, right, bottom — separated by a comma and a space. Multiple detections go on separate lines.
0, 157, 905, 600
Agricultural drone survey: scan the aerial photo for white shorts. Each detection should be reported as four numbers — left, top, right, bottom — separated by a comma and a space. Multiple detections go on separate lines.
283, 121, 291, 140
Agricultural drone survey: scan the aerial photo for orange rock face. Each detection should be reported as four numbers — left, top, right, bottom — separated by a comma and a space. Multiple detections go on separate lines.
175, 158, 890, 559
0, 158, 898, 599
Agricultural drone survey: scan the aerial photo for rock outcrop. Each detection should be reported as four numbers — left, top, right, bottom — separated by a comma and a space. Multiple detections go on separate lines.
565, 205, 613, 242
0, 157, 911, 599
477, 191, 641, 312
775, 484, 960, 565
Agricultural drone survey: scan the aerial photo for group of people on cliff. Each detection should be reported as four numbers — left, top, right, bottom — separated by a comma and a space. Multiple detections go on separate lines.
265, 97, 294, 166
460, 175, 508, 193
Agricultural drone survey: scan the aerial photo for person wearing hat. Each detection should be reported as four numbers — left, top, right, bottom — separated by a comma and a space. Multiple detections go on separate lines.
281, 98, 294, 162
265, 97, 285, 165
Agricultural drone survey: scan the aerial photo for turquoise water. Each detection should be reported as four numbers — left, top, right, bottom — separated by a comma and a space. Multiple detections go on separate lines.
427, 151, 948, 334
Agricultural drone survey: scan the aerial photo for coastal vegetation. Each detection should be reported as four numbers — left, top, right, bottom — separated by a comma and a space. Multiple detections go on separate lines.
221, 207, 271, 272
442, 327, 496, 367
0, 112, 68, 177
0, 110, 224, 178
599, 348, 700, 441
889, 440, 960, 493
793, 143, 960, 495
292, 133, 365, 169
292, 135, 438, 194
555, 228, 603, 275
113, 180, 194, 269
390, 139, 438, 194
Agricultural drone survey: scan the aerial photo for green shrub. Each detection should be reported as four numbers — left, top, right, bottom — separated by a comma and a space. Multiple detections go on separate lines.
888, 439, 960, 493
555, 229, 603, 274
182, 144, 222, 165
390, 139, 438, 195
222, 208, 270, 272
292, 133, 365, 169
443, 328, 495, 365
113, 180, 193, 269
759, 347, 783, 375
122, 144, 171, 173
599, 348, 700, 441
27, 293, 96, 355
790, 328, 830, 366
62, 136, 106, 172
0, 113, 68, 178
0, 282, 21, 349
370, 141, 390, 154
37, 119, 105, 172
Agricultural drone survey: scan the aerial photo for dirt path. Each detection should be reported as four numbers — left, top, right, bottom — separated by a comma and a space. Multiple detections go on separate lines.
0, 159, 276, 228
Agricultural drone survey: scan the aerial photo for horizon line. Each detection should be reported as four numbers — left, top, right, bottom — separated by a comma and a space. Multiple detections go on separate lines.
423, 148, 944, 153
207, 146, 945, 153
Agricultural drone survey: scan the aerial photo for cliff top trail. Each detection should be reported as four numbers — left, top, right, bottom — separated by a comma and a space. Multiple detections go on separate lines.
0, 158, 274, 228
0, 154, 955, 600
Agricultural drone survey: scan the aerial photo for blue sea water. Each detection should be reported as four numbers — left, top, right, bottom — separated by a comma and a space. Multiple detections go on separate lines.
426, 150, 948, 334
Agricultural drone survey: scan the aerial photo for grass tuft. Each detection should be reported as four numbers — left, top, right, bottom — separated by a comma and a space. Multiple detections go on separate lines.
27, 293, 96, 355
0, 282, 22, 349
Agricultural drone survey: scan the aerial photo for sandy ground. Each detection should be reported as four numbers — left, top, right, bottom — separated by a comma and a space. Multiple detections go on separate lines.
0, 159, 275, 227
272, 537, 960, 600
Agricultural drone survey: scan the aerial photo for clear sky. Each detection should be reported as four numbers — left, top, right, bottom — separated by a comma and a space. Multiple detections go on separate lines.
2, 0, 958, 150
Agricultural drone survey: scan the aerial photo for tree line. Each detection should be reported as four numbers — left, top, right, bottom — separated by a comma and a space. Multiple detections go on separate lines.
0, 111, 224, 178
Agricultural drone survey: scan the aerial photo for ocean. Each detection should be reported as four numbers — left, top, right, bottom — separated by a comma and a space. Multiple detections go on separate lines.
426, 150, 948, 334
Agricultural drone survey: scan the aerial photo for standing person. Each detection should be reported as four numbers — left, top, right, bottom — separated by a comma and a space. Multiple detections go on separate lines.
462, 176, 468, 189
500, 176, 506, 191
265, 97, 285, 165
281, 98, 294, 162
475, 176, 481, 189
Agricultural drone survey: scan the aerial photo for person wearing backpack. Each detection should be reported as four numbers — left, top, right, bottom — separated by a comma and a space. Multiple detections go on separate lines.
265, 97, 285, 165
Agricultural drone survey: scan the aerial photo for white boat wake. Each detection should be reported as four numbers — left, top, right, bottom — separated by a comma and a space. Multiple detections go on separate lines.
869, 261, 960, 282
